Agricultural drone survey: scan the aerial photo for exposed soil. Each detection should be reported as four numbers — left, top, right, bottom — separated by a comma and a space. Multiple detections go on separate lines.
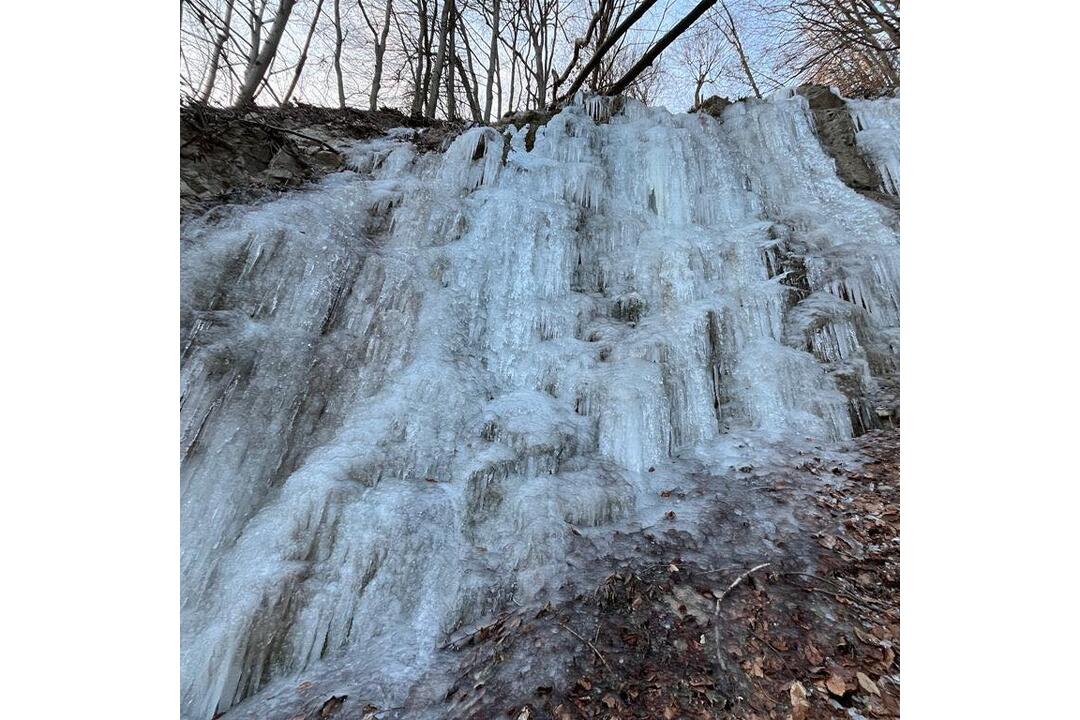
180, 104, 465, 218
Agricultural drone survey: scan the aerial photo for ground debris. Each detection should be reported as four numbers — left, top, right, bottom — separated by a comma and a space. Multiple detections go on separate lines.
436, 430, 899, 719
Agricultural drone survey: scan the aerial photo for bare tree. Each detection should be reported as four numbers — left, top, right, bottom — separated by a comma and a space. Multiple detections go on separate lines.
607, 0, 720, 97
196, 0, 237, 103
549, 0, 608, 102
359, 0, 396, 110
234, 0, 298, 107
771, 0, 899, 95
282, 0, 326, 104
425, 0, 452, 116
482, 0, 501, 120
712, 1, 761, 98
332, 0, 347, 107
444, 0, 458, 118
559, 0, 657, 105
181, 0, 898, 115
676, 25, 728, 107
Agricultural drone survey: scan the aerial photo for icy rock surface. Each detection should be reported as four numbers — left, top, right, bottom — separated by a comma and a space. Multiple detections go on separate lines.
180, 94, 899, 719
848, 96, 900, 195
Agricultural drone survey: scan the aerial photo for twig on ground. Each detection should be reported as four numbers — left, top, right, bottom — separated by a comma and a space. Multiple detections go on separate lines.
558, 619, 612, 672
440, 610, 514, 650
779, 572, 892, 612
712, 562, 772, 677
714, 562, 772, 607
700, 564, 743, 577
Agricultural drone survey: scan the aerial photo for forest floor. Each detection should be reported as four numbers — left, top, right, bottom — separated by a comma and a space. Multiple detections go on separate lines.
428, 429, 900, 720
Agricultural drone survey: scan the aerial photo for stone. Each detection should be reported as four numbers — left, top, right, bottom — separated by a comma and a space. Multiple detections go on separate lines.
697, 95, 732, 118
266, 147, 305, 183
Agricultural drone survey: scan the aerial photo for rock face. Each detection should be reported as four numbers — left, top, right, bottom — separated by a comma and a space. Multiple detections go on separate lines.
180, 105, 457, 217
796, 85, 883, 196
180, 94, 899, 720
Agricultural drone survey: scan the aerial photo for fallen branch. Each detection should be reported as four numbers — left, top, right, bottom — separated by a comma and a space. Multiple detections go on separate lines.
779, 572, 892, 612
714, 562, 772, 607
558, 619, 612, 672
440, 609, 514, 650
712, 562, 771, 676
237, 118, 343, 156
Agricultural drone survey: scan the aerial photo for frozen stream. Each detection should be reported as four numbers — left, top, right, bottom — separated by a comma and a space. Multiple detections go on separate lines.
180, 91, 899, 719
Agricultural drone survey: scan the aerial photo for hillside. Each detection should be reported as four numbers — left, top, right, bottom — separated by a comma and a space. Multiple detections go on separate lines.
180, 87, 900, 720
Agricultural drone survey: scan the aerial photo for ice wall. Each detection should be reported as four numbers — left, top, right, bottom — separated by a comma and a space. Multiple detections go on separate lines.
180, 92, 899, 719
849, 96, 900, 195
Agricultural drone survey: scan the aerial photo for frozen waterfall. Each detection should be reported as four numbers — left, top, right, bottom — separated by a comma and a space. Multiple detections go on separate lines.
180, 90, 899, 719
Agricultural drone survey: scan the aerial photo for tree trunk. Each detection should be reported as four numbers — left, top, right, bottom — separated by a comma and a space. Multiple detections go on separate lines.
608, 0, 718, 97
333, 0, 346, 108
234, 0, 297, 108
720, 2, 761, 98
411, 0, 430, 115
368, 0, 394, 110
559, 0, 660, 106
482, 0, 500, 121
197, 0, 236, 104
454, 55, 482, 120
282, 0, 326, 105
425, 0, 453, 117
445, 7, 457, 119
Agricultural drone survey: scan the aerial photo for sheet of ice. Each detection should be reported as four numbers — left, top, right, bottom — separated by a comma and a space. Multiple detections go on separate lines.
848, 96, 900, 195
180, 93, 899, 719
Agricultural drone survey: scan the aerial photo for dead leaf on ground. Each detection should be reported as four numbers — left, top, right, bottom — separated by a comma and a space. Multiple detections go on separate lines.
857, 671, 881, 696
789, 681, 810, 720
319, 695, 347, 718
825, 673, 849, 697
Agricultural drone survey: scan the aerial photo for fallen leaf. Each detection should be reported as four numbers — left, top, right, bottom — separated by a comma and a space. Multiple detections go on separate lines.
319, 695, 347, 718
853, 627, 879, 645
516, 706, 532, 720
857, 672, 881, 696
789, 681, 810, 720
825, 674, 848, 697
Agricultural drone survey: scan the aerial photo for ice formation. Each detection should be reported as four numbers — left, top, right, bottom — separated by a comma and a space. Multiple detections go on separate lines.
849, 95, 900, 195
180, 91, 899, 719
